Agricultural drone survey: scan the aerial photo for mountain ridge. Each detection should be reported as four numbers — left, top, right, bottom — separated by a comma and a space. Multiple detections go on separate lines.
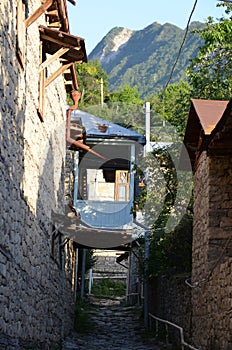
89, 21, 204, 97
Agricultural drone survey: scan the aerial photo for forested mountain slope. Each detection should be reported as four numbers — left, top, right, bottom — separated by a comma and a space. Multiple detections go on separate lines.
89, 22, 203, 97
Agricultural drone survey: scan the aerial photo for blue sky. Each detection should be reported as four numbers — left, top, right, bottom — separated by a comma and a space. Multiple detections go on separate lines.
67, 1, 225, 54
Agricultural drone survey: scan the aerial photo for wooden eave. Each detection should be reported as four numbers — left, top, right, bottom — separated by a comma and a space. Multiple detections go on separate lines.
52, 209, 133, 250
183, 99, 231, 171
39, 25, 87, 92
24, 0, 81, 93
40, 25, 87, 63
43, 0, 81, 92
25, 0, 74, 31
45, 0, 69, 32
206, 99, 232, 156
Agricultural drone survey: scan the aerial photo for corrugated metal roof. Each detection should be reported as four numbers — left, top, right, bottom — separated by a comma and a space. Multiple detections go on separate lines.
191, 99, 229, 135
71, 109, 146, 145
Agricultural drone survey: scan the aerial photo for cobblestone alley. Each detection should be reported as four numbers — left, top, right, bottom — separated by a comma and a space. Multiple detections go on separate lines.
62, 297, 165, 350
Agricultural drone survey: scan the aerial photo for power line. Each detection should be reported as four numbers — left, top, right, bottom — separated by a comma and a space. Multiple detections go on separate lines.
163, 0, 198, 93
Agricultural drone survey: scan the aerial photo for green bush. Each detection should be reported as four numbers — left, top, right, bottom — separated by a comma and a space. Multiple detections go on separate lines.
91, 278, 126, 298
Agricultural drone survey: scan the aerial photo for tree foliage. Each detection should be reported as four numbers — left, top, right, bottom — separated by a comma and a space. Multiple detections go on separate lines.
187, 2, 232, 99
148, 213, 193, 277
149, 80, 191, 137
135, 145, 193, 278
75, 60, 109, 108
109, 84, 143, 105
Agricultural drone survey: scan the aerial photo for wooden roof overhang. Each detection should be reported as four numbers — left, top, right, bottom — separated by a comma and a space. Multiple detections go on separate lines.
206, 99, 232, 157
39, 25, 87, 92
183, 99, 230, 171
52, 210, 133, 250
40, 25, 87, 63
25, 0, 85, 94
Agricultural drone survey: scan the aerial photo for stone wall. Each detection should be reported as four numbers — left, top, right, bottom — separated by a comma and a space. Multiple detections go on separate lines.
149, 275, 192, 343
93, 250, 128, 280
191, 151, 232, 350
148, 151, 232, 349
0, 1, 76, 348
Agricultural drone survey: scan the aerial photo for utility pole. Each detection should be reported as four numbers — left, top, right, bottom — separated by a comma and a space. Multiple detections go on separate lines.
100, 77, 104, 107
145, 101, 151, 155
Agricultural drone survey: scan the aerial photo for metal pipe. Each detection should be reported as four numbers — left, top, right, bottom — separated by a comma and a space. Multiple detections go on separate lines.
74, 248, 79, 302
133, 219, 150, 327
80, 248, 86, 299
66, 91, 106, 159
145, 101, 151, 155
88, 268, 93, 295
73, 151, 79, 206
144, 229, 149, 328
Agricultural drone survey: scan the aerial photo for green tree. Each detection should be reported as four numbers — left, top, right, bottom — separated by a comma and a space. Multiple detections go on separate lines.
83, 84, 145, 133
149, 80, 191, 138
105, 85, 144, 130
109, 84, 143, 105
187, 2, 232, 99
135, 147, 193, 278
76, 59, 109, 108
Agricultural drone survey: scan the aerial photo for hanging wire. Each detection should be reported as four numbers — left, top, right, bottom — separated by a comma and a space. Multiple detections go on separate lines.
162, 0, 198, 94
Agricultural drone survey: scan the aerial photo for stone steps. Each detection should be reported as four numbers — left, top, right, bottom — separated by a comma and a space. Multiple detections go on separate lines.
62, 297, 171, 350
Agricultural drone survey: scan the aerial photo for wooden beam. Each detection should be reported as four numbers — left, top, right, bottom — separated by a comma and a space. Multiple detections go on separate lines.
45, 62, 73, 87
25, 0, 53, 28
46, 9, 59, 17
48, 22, 61, 28
40, 33, 80, 49
39, 47, 70, 71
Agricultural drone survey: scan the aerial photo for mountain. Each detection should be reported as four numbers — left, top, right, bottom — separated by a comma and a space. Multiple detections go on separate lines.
89, 21, 204, 97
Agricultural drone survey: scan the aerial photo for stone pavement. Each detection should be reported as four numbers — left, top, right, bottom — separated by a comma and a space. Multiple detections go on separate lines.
62, 297, 167, 350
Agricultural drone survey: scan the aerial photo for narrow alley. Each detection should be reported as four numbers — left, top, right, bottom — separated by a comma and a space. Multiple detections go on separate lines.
62, 297, 166, 350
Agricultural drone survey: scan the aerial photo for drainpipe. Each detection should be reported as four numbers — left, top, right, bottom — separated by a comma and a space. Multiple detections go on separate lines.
134, 219, 150, 328
73, 151, 79, 207
66, 90, 106, 159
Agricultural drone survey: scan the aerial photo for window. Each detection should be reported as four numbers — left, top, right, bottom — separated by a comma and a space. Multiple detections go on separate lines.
115, 170, 130, 201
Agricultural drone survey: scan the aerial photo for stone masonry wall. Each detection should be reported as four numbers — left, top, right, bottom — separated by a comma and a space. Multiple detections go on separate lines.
0, 1, 76, 348
93, 250, 128, 280
149, 276, 192, 343
191, 152, 232, 350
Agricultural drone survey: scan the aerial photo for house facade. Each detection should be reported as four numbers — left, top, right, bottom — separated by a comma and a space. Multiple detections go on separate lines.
0, 0, 86, 348
66, 109, 146, 249
63, 110, 146, 300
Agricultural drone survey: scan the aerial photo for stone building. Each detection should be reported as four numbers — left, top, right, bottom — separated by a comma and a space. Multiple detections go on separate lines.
0, 0, 87, 348
149, 99, 232, 350
184, 99, 232, 349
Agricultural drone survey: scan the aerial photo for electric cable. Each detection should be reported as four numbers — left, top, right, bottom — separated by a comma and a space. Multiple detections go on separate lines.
163, 0, 198, 93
